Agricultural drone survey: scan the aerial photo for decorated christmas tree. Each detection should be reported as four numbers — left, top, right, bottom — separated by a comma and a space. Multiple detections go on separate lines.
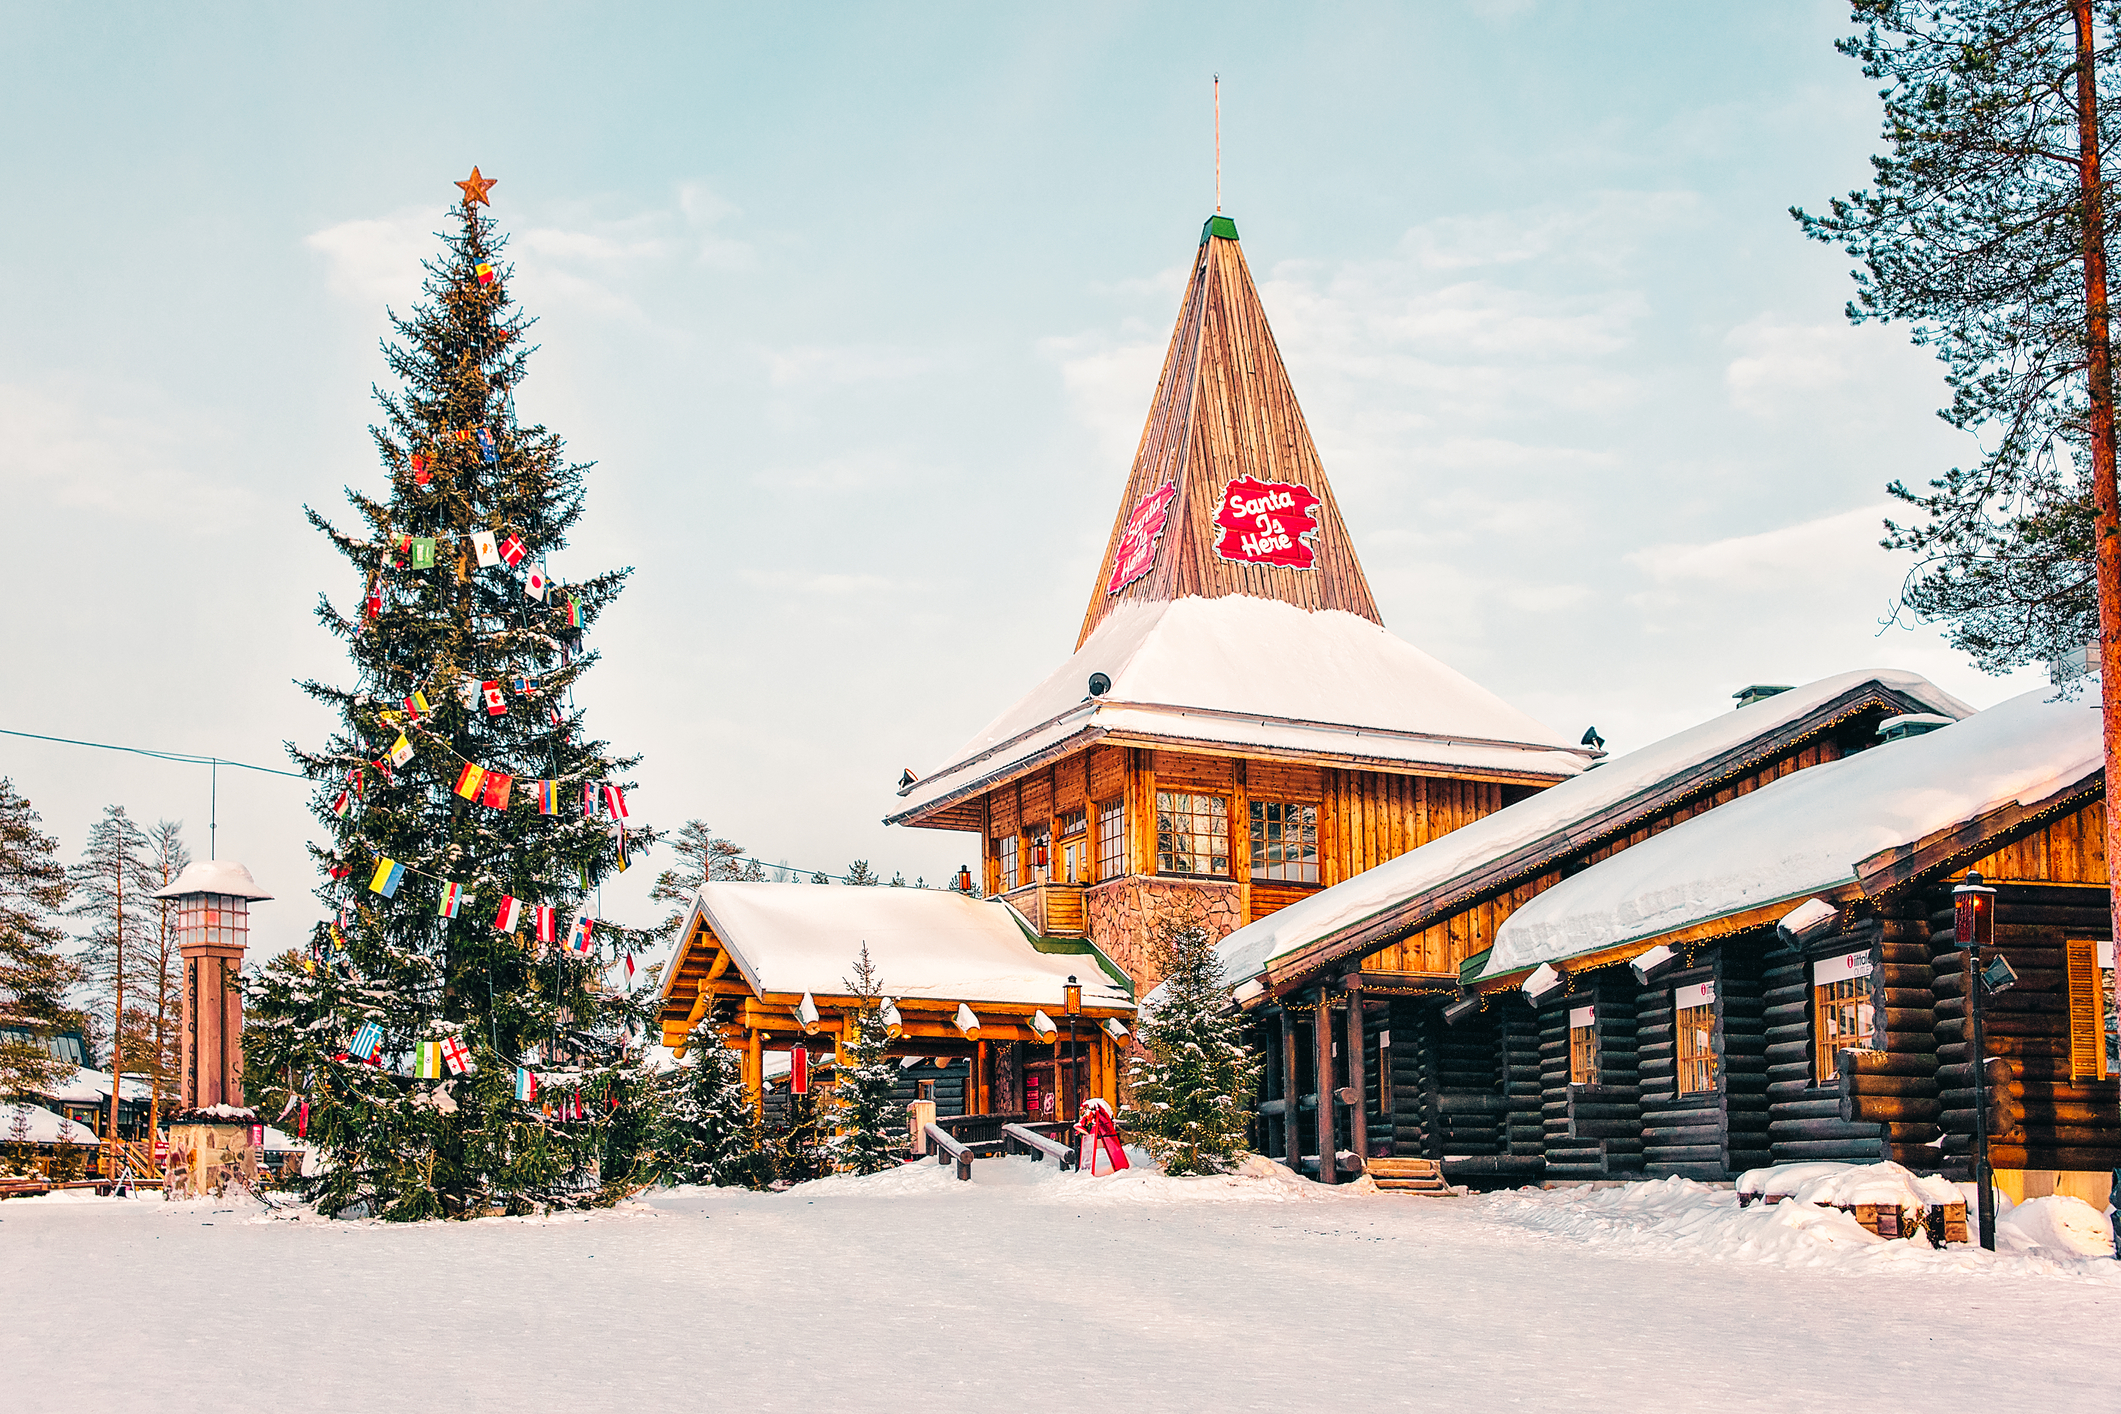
1120, 922, 1259, 1175
646, 1020, 769, 1189
244, 168, 659, 1220
826, 944, 901, 1174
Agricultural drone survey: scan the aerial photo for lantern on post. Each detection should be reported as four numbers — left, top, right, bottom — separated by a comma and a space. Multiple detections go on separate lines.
1952, 869, 1999, 1250
956, 864, 973, 894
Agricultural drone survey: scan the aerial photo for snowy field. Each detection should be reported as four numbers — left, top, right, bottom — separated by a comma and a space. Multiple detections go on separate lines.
5, 1157, 2119, 1412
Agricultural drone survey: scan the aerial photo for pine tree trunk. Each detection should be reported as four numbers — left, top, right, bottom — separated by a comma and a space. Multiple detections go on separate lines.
2073, 3, 2121, 1138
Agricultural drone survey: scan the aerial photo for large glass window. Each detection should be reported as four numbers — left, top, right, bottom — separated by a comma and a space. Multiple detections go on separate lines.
1249, 801, 1319, 883
1568, 1005, 1599, 1086
1156, 791, 1228, 876
1812, 951, 1875, 1084
1096, 799, 1125, 880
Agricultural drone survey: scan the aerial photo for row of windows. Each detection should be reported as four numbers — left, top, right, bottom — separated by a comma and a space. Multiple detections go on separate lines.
995, 792, 1322, 889
1564, 997, 1717, 1095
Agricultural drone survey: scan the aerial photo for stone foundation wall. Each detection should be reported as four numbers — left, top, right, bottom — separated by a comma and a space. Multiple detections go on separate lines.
1086, 876, 1242, 995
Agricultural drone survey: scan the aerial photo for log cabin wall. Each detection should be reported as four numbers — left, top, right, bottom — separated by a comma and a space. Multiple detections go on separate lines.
1635, 943, 1771, 1180
1539, 982, 1643, 1181
889, 1060, 968, 1118
1928, 881, 2121, 1179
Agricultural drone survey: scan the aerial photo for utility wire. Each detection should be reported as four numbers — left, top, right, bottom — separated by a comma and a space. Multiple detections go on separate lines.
0, 727, 308, 779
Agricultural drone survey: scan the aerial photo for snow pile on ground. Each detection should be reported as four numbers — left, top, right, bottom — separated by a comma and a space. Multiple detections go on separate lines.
1779, 1159, 1963, 1210
786, 1148, 1360, 1206
1477, 1174, 2119, 1279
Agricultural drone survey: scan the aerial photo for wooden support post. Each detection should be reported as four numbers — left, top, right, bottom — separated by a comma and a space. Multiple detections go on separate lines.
974, 1040, 988, 1115
745, 1029, 763, 1121
1314, 997, 1337, 1185
1281, 1008, 1301, 1171
1344, 977, 1368, 1170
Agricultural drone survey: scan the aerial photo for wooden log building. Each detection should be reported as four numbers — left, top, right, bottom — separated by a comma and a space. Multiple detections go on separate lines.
656, 883, 1134, 1123
1462, 684, 2119, 1204
886, 212, 1593, 998
1205, 670, 1976, 1184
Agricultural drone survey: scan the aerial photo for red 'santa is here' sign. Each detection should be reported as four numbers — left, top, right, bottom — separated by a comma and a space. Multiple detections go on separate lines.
1106, 481, 1178, 594
1214, 476, 1322, 568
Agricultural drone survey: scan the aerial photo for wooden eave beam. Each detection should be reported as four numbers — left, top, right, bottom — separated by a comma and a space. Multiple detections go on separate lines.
1260, 683, 1944, 992
1468, 890, 1863, 994
1853, 775, 2104, 898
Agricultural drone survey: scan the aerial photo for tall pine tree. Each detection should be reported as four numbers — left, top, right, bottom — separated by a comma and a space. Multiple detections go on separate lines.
0, 780, 84, 1099
827, 943, 901, 1174
244, 170, 659, 1220
1121, 922, 1259, 1176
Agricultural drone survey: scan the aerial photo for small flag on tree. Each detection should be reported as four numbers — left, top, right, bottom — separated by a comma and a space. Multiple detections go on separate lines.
565, 913, 595, 955
437, 881, 465, 919
603, 785, 628, 821
441, 1035, 475, 1076
498, 533, 526, 567
511, 674, 542, 694
388, 734, 415, 768
480, 771, 513, 810
330, 790, 352, 819
403, 690, 431, 719
494, 895, 524, 933
368, 858, 405, 898
473, 530, 501, 567
614, 825, 630, 874
525, 569, 548, 600
415, 1040, 443, 1079
349, 1022, 385, 1065
411, 451, 430, 484
563, 594, 583, 629
453, 763, 486, 800
534, 904, 557, 945
515, 1068, 538, 1103
365, 590, 382, 620
478, 427, 499, 464
481, 680, 508, 716
582, 783, 599, 819
624, 952, 636, 987
475, 261, 496, 286
533, 780, 557, 815
411, 536, 437, 570
458, 675, 482, 709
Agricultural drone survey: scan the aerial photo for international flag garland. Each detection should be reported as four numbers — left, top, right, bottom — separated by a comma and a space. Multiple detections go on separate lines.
475, 261, 496, 286
403, 690, 431, 719
525, 569, 548, 601
437, 881, 465, 919
498, 532, 526, 567
534, 904, 557, 946
481, 680, 508, 716
582, 783, 599, 819
415, 1040, 443, 1079
388, 734, 415, 768
348, 1021, 385, 1065
533, 780, 557, 815
562, 593, 583, 629
368, 858, 405, 898
493, 895, 524, 933
330, 790, 353, 819
514, 1068, 538, 1102
478, 428, 499, 465
441, 1035, 476, 1076
603, 785, 628, 821
453, 763, 486, 801
480, 771, 513, 810
410, 536, 436, 570
564, 913, 595, 955
473, 529, 501, 567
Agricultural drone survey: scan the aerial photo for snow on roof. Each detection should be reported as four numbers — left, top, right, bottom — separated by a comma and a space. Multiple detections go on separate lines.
40, 1067, 153, 1105
891, 596, 1590, 821
1480, 683, 2100, 979
152, 858, 272, 901
687, 883, 1132, 1009
1204, 669, 1973, 992
2, 1103, 101, 1144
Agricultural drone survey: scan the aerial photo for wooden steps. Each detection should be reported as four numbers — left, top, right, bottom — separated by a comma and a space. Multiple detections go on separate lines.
1365, 1157, 1456, 1195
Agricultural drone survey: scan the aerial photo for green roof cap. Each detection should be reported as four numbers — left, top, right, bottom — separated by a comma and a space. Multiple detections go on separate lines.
1200, 214, 1240, 244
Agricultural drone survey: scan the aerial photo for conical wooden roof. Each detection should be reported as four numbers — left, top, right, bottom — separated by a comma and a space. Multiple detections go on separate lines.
1078, 214, 1380, 648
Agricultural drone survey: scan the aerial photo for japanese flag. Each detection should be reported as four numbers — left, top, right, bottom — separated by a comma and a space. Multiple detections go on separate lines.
525, 569, 549, 601
473, 530, 501, 567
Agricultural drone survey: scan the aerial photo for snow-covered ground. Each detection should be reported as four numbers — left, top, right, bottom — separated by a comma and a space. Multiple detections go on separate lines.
4, 1158, 2117, 1411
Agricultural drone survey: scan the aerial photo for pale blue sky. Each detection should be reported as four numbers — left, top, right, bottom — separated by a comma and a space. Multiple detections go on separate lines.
0, 2, 2032, 958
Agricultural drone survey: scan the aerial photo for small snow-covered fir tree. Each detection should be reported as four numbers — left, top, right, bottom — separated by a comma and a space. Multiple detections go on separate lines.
1121, 922, 1259, 1175
827, 944, 901, 1174
771, 1084, 832, 1185
0, 779, 84, 1101
843, 859, 879, 886
648, 1021, 767, 1188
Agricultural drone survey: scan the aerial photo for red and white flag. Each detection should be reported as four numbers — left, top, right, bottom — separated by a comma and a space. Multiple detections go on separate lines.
481, 680, 507, 716
603, 785, 628, 821
525, 569, 549, 601
440, 1035, 476, 1076
564, 913, 594, 955
534, 904, 557, 945
499, 534, 527, 568
494, 895, 524, 933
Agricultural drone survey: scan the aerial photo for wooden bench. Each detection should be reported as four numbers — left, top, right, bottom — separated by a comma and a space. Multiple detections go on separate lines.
1366, 1157, 1456, 1195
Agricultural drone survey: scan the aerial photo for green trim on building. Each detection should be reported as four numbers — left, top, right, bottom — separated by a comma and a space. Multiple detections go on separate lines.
1200, 213, 1240, 244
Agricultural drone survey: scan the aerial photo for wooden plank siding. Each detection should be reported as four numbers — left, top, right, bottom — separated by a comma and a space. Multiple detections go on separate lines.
1965, 800, 2108, 885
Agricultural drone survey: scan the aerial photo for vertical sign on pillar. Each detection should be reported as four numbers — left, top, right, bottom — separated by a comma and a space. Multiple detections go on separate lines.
790, 1045, 809, 1096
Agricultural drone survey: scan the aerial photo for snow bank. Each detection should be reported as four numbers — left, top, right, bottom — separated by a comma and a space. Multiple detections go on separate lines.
779, 1149, 1359, 1205
2000, 1197, 2119, 1258
2, 1102, 101, 1144
1485, 684, 2099, 976
1477, 1175, 2120, 1281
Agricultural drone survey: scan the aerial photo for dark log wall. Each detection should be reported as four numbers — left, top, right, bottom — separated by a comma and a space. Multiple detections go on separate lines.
888, 1060, 968, 1118
1931, 882, 2121, 1175
1637, 942, 1770, 1179
1539, 984, 1643, 1180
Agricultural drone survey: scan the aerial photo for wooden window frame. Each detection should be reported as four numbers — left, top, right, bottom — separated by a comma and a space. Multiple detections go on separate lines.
1810, 950, 1876, 1085
1674, 984, 1719, 1096
1156, 790, 1230, 878
1095, 798, 1125, 881
998, 834, 1019, 893
1059, 808, 1087, 839
1568, 1004, 1599, 1086
2065, 936, 2116, 1083
1248, 800, 1320, 883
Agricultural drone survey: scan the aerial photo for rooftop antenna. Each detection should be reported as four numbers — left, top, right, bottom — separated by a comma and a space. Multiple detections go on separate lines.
1214, 74, 1222, 214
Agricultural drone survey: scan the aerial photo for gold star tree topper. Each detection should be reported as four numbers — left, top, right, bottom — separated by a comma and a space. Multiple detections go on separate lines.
456, 166, 497, 207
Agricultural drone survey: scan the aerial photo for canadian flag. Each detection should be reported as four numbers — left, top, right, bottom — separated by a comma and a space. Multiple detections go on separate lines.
482, 681, 507, 716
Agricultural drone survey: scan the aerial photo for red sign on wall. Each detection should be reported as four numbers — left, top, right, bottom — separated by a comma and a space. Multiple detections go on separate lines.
1106, 481, 1178, 595
1214, 476, 1322, 569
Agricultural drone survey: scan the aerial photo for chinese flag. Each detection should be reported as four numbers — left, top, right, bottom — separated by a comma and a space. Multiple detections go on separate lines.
481, 771, 513, 810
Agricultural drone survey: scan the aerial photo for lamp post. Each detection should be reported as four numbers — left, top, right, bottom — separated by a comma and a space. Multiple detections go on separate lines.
1953, 870, 1997, 1250
151, 859, 271, 1196
1064, 975, 1082, 1117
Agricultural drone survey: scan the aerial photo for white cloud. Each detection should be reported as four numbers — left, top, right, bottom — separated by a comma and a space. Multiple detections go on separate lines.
1627, 503, 1893, 594
0, 377, 252, 525
305, 209, 437, 308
